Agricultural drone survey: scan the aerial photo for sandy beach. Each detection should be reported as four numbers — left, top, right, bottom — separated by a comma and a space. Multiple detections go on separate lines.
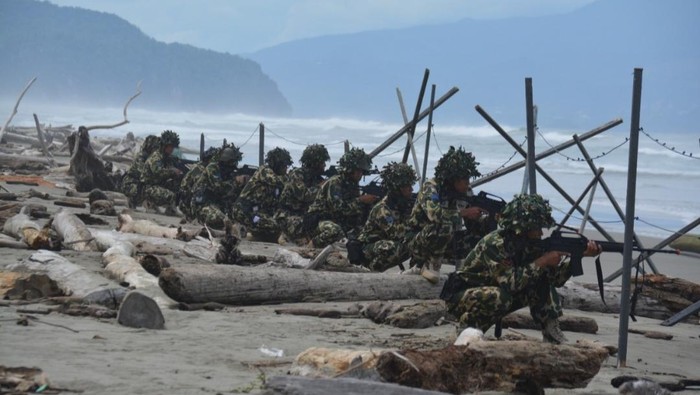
1, 175, 699, 395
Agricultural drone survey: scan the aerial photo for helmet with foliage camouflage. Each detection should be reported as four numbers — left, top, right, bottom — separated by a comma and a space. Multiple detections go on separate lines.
139, 135, 161, 160
434, 146, 481, 186
300, 144, 330, 169
265, 147, 293, 170
218, 144, 243, 166
381, 162, 418, 192
160, 130, 180, 148
202, 146, 221, 164
338, 147, 372, 174
498, 194, 555, 234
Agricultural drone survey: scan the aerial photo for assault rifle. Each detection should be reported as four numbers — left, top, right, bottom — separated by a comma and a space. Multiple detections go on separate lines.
235, 164, 259, 177
465, 191, 506, 233
322, 165, 380, 178
537, 230, 679, 277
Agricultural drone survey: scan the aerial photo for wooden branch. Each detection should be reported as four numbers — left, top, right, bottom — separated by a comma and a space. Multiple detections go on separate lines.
0, 77, 37, 143
84, 82, 142, 131
33, 114, 56, 168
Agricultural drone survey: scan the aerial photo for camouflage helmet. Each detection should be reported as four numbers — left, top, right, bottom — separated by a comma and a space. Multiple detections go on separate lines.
219, 145, 243, 165
139, 135, 161, 160
498, 194, 555, 234
160, 130, 180, 148
434, 146, 481, 186
265, 147, 293, 169
381, 162, 418, 192
338, 147, 372, 174
300, 144, 330, 169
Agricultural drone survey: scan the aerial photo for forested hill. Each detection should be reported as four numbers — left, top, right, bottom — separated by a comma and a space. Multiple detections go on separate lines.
0, 0, 291, 116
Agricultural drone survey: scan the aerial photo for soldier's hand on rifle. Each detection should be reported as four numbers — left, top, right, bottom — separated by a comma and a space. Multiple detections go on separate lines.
535, 251, 569, 268
583, 240, 602, 257
235, 175, 250, 184
359, 194, 379, 205
460, 206, 486, 220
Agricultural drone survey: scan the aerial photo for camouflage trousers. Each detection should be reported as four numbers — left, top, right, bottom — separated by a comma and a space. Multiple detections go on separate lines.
450, 278, 564, 333
274, 212, 307, 242
121, 177, 141, 207
311, 220, 345, 248
407, 222, 456, 267
143, 185, 176, 208
362, 239, 409, 272
244, 212, 281, 243
194, 205, 228, 229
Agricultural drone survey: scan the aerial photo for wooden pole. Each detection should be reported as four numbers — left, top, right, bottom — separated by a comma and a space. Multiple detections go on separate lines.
395, 88, 421, 180
401, 69, 429, 164
32, 114, 56, 168
343, 140, 350, 154
258, 122, 265, 167
525, 78, 537, 194
369, 87, 459, 159
618, 68, 643, 367
199, 133, 205, 160
421, 84, 436, 186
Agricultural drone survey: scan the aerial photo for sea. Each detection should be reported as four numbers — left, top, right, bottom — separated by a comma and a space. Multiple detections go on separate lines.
8, 105, 700, 239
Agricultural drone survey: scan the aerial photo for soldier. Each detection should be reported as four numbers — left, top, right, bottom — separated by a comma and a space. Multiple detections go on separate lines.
447, 194, 600, 344
275, 144, 330, 244
233, 147, 292, 242
305, 148, 379, 248
178, 146, 221, 220
121, 135, 160, 208
405, 146, 485, 283
355, 162, 417, 272
190, 145, 245, 229
141, 130, 184, 215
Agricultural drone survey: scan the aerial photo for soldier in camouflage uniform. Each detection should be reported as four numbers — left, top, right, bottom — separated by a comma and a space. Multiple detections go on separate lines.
275, 144, 330, 244
233, 147, 292, 242
405, 146, 486, 283
448, 194, 600, 344
121, 135, 160, 208
356, 162, 417, 272
141, 130, 184, 215
190, 145, 245, 229
306, 148, 380, 248
178, 146, 221, 220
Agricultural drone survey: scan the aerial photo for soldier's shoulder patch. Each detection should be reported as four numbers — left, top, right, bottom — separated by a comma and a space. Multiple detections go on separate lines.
430, 193, 440, 202
385, 215, 394, 225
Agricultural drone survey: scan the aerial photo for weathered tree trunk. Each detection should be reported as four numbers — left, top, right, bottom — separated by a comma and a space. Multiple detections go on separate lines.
67, 127, 116, 192
117, 213, 201, 241
0, 153, 50, 172
640, 274, 700, 313
91, 228, 188, 252
52, 210, 100, 251
0, 233, 28, 249
263, 376, 449, 395
65, 189, 128, 201
502, 312, 598, 334
6, 250, 125, 307
102, 241, 176, 309
2, 207, 55, 249
158, 264, 446, 305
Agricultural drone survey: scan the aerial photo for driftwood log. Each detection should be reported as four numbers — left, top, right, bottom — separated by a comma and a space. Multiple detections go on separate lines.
502, 312, 599, 334
6, 250, 126, 308
52, 210, 100, 251
117, 212, 200, 241
159, 264, 447, 305
101, 241, 176, 309
263, 376, 449, 395
2, 207, 56, 249
67, 126, 116, 192
293, 340, 611, 393
0, 76, 37, 143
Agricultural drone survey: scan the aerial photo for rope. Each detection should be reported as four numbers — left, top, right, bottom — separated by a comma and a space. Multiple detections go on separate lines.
376, 130, 428, 158
640, 127, 699, 160
536, 127, 629, 162
238, 125, 259, 148
552, 205, 690, 236
265, 126, 346, 147
481, 136, 527, 177
431, 126, 444, 155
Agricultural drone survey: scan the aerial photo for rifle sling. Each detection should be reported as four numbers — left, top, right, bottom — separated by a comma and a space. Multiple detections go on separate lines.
594, 255, 607, 307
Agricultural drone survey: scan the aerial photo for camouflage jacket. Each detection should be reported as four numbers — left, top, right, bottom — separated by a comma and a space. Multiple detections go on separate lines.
234, 165, 285, 217
141, 150, 182, 190
180, 162, 206, 195
122, 158, 147, 185
455, 230, 551, 292
407, 178, 462, 230
357, 195, 412, 244
307, 174, 363, 232
278, 167, 323, 216
190, 162, 242, 207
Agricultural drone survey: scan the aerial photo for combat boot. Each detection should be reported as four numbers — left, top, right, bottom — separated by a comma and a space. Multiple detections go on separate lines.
164, 204, 178, 216
542, 318, 568, 344
420, 257, 442, 284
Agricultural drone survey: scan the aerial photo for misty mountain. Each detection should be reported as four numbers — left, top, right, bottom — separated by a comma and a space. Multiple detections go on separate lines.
0, 0, 291, 116
251, 0, 699, 132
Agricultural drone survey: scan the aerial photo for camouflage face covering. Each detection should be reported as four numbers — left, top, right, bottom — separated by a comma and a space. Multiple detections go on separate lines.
300, 144, 330, 169
265, 147, 293, 170
140, 135, 161, 160
219, 145, 243, 166
381, 162, 417, 192
434, 146, 481, 186
338, 147, 372, 174
160, 130, 180, 148
498, 193, 555, 234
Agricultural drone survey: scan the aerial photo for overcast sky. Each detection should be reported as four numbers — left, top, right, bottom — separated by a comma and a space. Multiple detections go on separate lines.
48, 0, 597, 54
